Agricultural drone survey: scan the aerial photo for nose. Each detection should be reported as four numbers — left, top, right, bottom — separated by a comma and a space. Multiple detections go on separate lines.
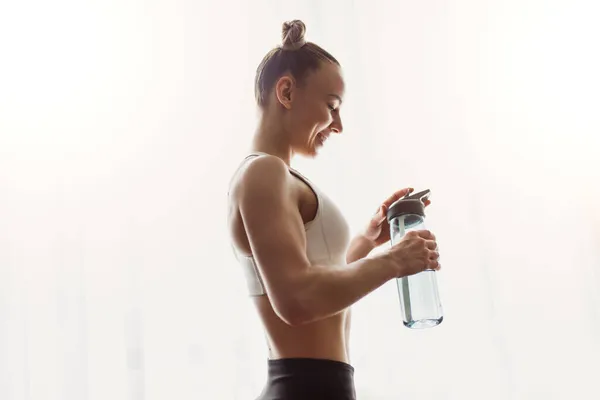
330, 112, 343, 134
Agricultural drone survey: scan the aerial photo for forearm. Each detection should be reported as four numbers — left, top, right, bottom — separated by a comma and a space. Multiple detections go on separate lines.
291, 253, 394, 325
346, 234, 376, 264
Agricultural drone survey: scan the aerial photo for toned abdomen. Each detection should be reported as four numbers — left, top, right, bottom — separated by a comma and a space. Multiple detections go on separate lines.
252, 296, 350, 363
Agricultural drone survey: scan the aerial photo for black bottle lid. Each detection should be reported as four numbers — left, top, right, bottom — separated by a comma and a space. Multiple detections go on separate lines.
386, 189, 431, 222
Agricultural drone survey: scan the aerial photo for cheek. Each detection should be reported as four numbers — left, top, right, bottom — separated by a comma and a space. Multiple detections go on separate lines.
297, 105, 329, 128
313, 105, 332, 126
294, 99, 331, 130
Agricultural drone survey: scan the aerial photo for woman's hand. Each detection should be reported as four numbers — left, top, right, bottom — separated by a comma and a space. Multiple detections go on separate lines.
360, 187, 431, 248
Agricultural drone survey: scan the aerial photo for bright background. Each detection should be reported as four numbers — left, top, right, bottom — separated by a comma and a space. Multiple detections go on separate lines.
1, 0, 599, 399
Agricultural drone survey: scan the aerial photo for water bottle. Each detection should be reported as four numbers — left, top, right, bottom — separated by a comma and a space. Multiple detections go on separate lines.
387, 189, 443, 329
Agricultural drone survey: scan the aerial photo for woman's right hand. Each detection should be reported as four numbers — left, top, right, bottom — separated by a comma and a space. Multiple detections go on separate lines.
385, 230, 440, 278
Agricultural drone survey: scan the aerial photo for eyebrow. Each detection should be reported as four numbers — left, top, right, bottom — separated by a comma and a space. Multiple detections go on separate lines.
328, 94, 343, 104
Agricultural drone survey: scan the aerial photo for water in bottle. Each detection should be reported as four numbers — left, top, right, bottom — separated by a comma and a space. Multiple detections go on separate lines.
387, 189, 443, 329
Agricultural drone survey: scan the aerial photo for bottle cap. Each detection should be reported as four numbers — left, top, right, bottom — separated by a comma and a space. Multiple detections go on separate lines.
386, 189, 431, 222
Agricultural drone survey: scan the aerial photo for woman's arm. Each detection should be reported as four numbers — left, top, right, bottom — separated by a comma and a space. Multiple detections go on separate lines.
235, 155, 396, 326
346, 234, 376, 264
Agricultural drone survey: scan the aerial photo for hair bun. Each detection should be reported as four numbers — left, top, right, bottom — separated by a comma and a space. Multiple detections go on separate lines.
281, 20, 307, 50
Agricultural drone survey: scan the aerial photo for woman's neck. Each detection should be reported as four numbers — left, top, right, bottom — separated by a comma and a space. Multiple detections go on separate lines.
251, 112, 294, 166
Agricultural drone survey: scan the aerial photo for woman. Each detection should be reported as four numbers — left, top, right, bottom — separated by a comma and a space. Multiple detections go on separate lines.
227, 20, 440, 400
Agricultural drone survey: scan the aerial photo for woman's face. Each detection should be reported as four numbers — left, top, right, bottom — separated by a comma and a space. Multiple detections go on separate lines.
277, 62, 345, 157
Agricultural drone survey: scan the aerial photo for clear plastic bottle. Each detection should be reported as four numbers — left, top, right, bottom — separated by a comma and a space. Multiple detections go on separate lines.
387, 190, 443, 329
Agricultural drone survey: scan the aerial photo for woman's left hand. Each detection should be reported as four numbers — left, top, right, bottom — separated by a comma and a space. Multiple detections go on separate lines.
360, 187, 431, 248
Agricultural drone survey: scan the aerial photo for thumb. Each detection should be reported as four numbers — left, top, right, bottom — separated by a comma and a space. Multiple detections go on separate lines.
376, 205, 387, 224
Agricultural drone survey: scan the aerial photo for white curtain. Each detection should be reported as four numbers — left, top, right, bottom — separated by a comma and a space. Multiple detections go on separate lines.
1, 0, 599, 399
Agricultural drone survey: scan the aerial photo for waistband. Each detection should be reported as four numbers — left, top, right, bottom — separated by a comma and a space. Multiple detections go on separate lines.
268, 357, 355, 375
261, 358, 357, 400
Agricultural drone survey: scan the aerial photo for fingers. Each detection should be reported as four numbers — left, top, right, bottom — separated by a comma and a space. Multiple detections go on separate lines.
428, 249, 441, 270
428, 259, 441, 271
425, 240, 437, 250
414, 229, 436, 241
382, 187, 414, 208
374, 205, 386, 224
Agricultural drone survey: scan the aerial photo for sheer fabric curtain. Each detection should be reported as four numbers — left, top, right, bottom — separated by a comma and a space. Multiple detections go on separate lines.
1, 1, 598, 399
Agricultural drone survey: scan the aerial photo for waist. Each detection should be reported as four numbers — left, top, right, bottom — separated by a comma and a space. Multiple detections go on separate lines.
262, 358, 356, 400
268, 357, 355, 375
253, 296, 351, 362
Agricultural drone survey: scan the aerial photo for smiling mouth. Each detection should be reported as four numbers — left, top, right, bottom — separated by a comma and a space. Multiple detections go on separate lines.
317, 132, 328, 145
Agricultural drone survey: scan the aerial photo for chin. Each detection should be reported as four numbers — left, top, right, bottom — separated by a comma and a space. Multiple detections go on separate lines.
295, 145, 320, 158
309, 145, 323, 158
299, 151, 319, 159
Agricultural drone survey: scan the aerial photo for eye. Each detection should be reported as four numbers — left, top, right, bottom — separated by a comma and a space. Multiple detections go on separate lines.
328, 104, 337, 112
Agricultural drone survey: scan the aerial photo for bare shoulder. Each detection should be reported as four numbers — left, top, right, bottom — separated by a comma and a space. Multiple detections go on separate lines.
230, 154, 292, 201
228, 154, 297, 255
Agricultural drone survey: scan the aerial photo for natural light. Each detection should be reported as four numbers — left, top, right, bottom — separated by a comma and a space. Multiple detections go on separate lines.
1, 0, 599, 399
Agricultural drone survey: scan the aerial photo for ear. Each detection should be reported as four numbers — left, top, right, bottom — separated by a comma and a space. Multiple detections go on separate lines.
274, 75, 295, 110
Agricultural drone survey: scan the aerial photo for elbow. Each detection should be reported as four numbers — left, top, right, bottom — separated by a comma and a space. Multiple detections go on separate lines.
279, 313, 304, 327
274, 296, 313, 327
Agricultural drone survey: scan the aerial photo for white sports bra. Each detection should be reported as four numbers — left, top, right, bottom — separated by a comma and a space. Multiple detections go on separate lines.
229, 152, 351, 296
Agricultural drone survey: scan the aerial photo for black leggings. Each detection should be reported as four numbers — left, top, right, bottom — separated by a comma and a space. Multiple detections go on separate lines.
256, 358, 357, 400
